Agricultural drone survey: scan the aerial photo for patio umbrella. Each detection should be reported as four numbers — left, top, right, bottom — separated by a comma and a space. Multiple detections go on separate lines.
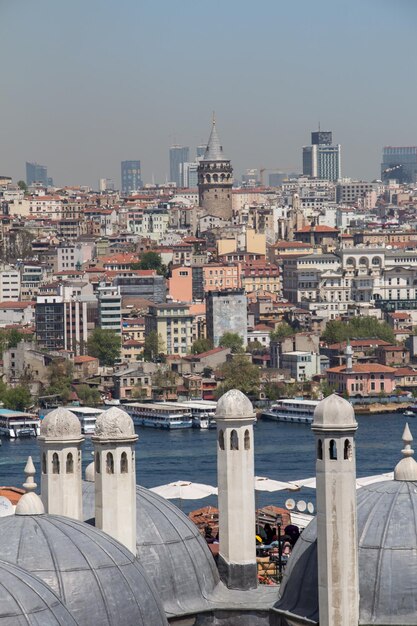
255, 476, 299, 493
150, 481, 218, 502
291, 472, 394, 491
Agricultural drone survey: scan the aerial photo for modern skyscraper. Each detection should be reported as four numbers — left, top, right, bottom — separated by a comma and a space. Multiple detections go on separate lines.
121, 161, 142, 195
381, 147, 417, 184
26, 162, 48, 186
198, 118, 233, 219
302, 130, 341, 181
169, 146, 189, 187
196, 145, 206, 158
182, 162, 199, 188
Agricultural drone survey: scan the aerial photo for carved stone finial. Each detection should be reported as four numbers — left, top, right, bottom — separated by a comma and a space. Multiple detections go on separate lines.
394, 423, 417, 481
15, 457, 45, 516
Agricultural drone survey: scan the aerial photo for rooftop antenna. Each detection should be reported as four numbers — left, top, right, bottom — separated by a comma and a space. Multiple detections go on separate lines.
318, 121, 321, 132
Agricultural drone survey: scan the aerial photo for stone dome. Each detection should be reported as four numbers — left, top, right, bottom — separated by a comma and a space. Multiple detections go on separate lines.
0, 559, 78, 625
94, 406, 135, 439
40, 407, 82, 440
0, 513, 168, 626
82, 481, 220, 618
312, 393, 357, 431
215, 389, 255, 421
275, 479, 417, 624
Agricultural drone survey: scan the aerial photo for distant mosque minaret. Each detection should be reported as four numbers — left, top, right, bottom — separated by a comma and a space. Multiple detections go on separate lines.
198, 114, 233, 220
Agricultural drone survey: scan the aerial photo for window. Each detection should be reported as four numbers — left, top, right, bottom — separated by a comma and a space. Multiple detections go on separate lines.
106, 452, 114, 474
344, 439, 352, 461
329, 439, 337, 460
230, 429, 239, 450
52, 452, 60, 474
66, 452, 74, 474
244, 429, 250, 450
42, 453, 47, 474
218, 430, 225, 450
120, 452, 128, 473
317, 439, 323, 460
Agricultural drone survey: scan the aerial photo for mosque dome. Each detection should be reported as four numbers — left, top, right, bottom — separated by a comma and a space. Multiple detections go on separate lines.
0, 559, 77, 625
215, 388, 255, 421
0, 513, 168, 626
275, 478, 417, 624
94, 406, 135, 439
82, 481, 220, 617
40, 407, 81, 440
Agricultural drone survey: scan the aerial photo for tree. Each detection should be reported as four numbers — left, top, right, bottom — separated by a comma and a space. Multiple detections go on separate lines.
215, 354, 260, 398
131, 251, 167, 276
246, 340, 265, 354
219, 332, 244, 354
143, 331, 165, 362
17, 180, 27, 192
190, 338, 213, 355
322, 317, 395, 345
4, 386, 32, 411
87, 328, 121, 366
75, 384, 101, 406
44, 360, 74, 403
270, 322, 295, 342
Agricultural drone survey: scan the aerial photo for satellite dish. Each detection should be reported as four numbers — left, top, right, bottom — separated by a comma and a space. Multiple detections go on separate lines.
0, 496, 13, 517
297, 500, 307, 512
285, 498, 295, 510
307, 502, 315, 514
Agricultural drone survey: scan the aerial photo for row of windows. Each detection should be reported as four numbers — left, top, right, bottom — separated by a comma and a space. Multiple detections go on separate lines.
42, 452, 77, 474
96, 451, 130, 474
218, 428, 251, 451
317, 438, 352, 461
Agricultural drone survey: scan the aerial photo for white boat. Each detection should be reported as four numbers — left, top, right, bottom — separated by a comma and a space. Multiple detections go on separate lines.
178, 401, 217, 430
61, 407, 104, 435
404, 410, 416, 417
123, 402, 193, 429
0, 409, 40, 438
261, 399, 319, 424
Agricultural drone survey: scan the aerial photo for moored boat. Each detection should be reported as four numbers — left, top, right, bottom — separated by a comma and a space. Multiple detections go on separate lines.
0, 409, 40, 438
261, 399, 319, 424
123, 402, 193, 429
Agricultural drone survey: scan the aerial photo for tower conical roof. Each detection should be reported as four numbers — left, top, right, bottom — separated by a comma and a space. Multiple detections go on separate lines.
204, 117, 227, 161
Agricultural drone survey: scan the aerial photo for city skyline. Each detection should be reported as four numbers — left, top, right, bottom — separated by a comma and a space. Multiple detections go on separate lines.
1, 0, 417, 187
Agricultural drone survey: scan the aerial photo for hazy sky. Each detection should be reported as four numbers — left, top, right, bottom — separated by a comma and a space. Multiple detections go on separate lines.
1, 0, 417, 188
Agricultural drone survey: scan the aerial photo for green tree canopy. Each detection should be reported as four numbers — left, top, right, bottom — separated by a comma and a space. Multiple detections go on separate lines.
75, 384, 101, 406
143, 331, 165, 362
87, 328, 121, 366
3, 385, 32, 411
190, 338, 213, 355
17, 180, 27, 192
44, 360, 74, 403
131, 251, 167, 276
246, 339, 265, 354
270, 322, 295, 342
219, 332, 245, 353
322, 317, 395, 345
215, 354, 260, 398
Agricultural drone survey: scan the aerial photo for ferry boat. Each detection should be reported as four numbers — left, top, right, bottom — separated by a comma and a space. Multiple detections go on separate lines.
261, 399, 319, 424
62, 407, 104, 435
180, 400, 217, 429
0, 409, 40, 438
124, 402, 193, 429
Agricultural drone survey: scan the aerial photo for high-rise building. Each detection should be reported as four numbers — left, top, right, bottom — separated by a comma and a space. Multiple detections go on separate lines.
121, 161, 142, 195
198, 118, 233, 219
302, 131, 341, 181
182, 162, 199, 188
26, 162, 48, 186
169, 146, 189, 187
196, 145, 206, 158
206, 289, 247, 347
98, 285, 122, 335
381, 147, 417, 184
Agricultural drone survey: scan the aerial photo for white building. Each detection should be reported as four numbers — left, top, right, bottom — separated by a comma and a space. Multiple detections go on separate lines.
0, 267, 20, 301
98, 285, 122, 335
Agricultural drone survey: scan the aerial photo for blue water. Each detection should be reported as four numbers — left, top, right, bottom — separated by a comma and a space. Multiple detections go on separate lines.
0, 413, 409, 513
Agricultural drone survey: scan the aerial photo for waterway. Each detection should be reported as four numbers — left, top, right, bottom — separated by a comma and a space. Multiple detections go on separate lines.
0, 412, 410, 513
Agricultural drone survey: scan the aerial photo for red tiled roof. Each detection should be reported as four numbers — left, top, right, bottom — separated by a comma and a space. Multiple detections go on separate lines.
328, 339, 391, 350
295, 225, 339, 233
74, 356, 98, 363
327, 364, 397, 374
0, 301, 35, 309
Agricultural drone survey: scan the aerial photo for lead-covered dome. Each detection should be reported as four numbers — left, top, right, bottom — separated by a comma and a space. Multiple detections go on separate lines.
0, 514, 167, 626
83, 481, 220, 617
0, 559, 77, 625
275, 479, 417, 625
94, 406, 135, 438
40, 407, 81, 440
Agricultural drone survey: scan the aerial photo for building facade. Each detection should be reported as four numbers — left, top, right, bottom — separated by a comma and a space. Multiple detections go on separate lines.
121, 161, 142, 195
381, 146, 417, 183
206, 289, 247, 347
169, 146, 189, 187
26, 162, 48, 186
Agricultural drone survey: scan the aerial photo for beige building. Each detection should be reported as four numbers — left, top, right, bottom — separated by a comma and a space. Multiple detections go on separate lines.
145, 303, 193, 356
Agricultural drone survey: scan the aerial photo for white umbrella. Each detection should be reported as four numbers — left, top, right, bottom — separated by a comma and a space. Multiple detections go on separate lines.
255, 476, 299, 492
150, 481, 218, 501
291, 472, 394, 491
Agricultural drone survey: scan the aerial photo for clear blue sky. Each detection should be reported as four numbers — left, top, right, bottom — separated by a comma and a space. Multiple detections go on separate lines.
1, 0, 416, 187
